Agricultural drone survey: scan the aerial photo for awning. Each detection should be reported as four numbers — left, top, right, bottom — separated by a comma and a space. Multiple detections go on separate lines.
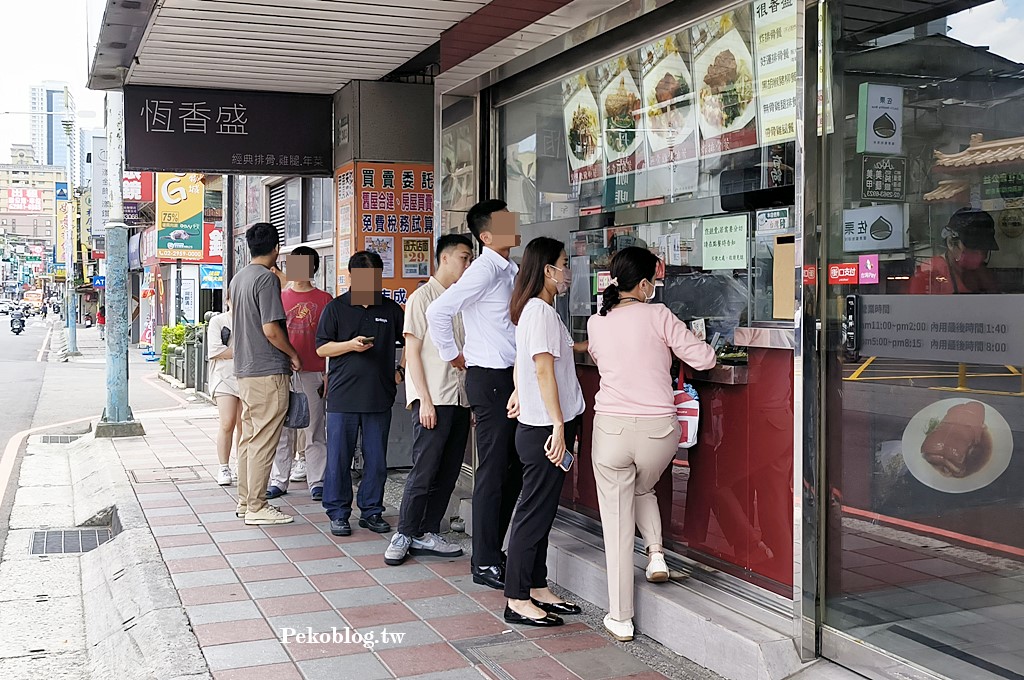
89, 0, 493, 93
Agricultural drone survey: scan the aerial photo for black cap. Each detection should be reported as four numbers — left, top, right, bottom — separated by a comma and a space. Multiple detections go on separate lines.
946, 208, 999, 251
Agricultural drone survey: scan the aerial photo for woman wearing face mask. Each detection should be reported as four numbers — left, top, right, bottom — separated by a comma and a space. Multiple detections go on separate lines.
586, 246, 716, 642
502, 237, 586, 628
910, 208, 1000, 294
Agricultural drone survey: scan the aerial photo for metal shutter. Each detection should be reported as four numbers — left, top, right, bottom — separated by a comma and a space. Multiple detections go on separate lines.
269, 183, 286, 247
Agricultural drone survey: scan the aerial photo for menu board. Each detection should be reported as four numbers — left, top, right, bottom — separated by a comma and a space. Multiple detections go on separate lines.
753, 0, 798, 143
562, 74, 604, 184
558, 0, 797, 206
691, 11, 759, 156
640, 35, 698, 168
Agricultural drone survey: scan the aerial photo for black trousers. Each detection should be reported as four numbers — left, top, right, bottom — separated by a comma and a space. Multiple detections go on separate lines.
504, 417, 581, 600
465, 366, 523, 568
397, 402, 472, 537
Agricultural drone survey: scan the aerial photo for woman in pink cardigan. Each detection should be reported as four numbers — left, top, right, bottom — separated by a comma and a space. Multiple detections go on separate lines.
587, 247, 716, 642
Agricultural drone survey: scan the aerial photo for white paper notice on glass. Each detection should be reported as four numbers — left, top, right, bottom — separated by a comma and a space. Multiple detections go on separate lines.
701, 214, 749, 270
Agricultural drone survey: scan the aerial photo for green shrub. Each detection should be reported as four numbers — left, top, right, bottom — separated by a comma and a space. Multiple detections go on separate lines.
159, 323, 188, 370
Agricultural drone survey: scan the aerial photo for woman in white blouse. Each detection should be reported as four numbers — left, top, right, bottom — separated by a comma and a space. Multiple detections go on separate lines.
503, 236, 587, 628
206, 297, 241, 486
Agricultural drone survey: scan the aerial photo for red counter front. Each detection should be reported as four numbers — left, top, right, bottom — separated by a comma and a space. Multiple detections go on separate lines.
565, 347, 794, 595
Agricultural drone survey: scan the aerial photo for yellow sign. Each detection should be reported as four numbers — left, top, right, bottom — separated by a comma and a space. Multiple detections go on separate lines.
156, 173, 205, 260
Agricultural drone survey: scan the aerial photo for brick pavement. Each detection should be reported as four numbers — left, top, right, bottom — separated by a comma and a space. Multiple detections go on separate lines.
116, 408, 680, 680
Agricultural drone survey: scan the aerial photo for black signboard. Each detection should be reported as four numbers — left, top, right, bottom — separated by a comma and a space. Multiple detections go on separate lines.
861, 154, 905, 201
124, 86, 333, 176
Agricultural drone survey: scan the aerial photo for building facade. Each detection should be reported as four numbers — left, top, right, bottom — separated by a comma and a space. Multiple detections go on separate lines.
30, 81, 79, 183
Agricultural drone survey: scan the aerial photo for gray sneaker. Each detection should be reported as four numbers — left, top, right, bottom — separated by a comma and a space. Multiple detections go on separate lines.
384, 533, 412, 566
410, 532, 464, 558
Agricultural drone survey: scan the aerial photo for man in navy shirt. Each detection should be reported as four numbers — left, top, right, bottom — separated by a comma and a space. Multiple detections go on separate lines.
316, 251, 404, 536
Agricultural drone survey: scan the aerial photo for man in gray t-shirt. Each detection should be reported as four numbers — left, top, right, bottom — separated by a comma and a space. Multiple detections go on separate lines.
230, 222, 301, 526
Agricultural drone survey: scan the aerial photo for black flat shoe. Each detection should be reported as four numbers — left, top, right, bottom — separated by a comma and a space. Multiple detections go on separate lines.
472, 565, 505, 590
330, 518, 351, 536
504, 604, 563, 627
531, 598, 582, 616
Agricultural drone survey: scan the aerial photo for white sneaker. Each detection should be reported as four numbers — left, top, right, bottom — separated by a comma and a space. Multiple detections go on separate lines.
603, 614, 634, 642
410, 532, 464, 557
230, 467, 238, 483
216, 468, 232, 486
646, 552, 669, 583
290, 459, 307, 482
244, 505, 294, 525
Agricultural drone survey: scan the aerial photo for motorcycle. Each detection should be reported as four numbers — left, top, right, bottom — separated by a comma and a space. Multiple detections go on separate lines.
11, 316, 25, 335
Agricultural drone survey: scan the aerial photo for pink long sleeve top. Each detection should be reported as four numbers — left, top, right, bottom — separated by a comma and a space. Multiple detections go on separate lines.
587, 302, 717, 417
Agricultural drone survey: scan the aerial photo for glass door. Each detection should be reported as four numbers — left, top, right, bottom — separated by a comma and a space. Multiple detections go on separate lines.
821, 1, 1024, 678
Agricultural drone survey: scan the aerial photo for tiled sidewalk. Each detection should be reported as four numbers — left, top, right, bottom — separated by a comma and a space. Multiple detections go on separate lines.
115, 409, 677, 680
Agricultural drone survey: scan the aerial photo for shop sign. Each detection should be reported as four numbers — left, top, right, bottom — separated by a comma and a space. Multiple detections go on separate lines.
858, 254, 879, 285
141, 226, 159, 266
861, 155, 905, 201
180, 278, 197, 323
156, 173, 205, 260
562, 74, 604, 185
6, 188, 42, 212
124, 85, 333, 176
128, 233, 142, 270
92, 276, 106, 289
756, 207, 790, 233
843, 203, 904, 252
639, 36, 698, 169
200, 265, 223, 290
91, 135, 108, 237
702, 214, 749, 269
123, 171, 154, 202
856, 83, 903, 155
859, 294, 1024, 365
596, 270, 613, 294
827, 262, 858, 285
365, 236, 395, 278
981, 171, 1024, 202
205, 223, 224, 264
124, 202, 140, 225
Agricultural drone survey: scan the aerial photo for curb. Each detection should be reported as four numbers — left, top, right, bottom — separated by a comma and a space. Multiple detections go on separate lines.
68, 434, 211, 679
156, 372, 215, 406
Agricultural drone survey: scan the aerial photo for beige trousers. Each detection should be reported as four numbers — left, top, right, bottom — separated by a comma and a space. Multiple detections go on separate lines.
237, 374, 290, 513
270, 371, 327, 491
592, 413, 680, 621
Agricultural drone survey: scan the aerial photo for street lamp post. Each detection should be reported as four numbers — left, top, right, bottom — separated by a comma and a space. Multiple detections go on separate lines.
61, 116, 79, 354
95, 91, 143, 438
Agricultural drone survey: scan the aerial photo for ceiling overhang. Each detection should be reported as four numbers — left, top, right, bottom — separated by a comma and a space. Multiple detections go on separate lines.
89, 0, 492, 94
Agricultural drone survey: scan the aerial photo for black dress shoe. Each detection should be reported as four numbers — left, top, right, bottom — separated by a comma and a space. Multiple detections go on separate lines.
359, 514, 391, 533
472, 565, 505, 590
330, 518, 351, 536
531, 598, 582, 616
504, 604, 563, 627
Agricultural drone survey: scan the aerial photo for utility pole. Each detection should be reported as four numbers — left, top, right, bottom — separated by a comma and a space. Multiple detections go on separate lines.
96, 90, 144, 438
61, 111, 79, 354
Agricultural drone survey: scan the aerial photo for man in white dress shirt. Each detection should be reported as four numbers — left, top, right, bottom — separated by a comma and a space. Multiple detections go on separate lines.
427, 200, 521, 590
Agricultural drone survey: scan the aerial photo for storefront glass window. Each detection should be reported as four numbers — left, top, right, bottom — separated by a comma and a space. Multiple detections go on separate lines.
497, 1, 797, 226
440, 96, 477, 236
824, 1, 1024, 677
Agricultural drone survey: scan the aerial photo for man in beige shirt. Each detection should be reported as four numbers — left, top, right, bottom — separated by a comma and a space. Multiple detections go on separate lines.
385, 234, 475, 565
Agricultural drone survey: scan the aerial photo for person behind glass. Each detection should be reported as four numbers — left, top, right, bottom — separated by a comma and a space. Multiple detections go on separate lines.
503, 237, 586, 627
230, 222, 302, 526
316, 251, 404, 537
586, 246, 716, 642
910, 207, 999, 294
426, 200, 522, 590
206, 293, 240, 487
267, 246, 333, 503
385, 234, 475, 566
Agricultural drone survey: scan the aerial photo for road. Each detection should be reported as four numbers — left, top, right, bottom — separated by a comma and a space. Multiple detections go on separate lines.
0, 318, 183, 556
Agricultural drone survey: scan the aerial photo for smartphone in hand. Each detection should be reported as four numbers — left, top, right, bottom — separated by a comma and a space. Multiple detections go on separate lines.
360, 336, 375, 345
558, 450, 574, 472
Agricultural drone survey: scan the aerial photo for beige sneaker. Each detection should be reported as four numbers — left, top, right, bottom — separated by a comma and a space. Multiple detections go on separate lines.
603, 614, 634, 642
646, 552, 669, 583
244, 505, 294, 525
235, 505, 247, 518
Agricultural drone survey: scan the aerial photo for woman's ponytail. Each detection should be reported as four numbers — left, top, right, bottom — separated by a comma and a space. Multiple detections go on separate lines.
599, 285, 619, 316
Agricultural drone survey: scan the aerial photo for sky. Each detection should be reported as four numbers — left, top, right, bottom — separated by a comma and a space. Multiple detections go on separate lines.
0, 0, 107, 162
948, 0, 1024, 63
